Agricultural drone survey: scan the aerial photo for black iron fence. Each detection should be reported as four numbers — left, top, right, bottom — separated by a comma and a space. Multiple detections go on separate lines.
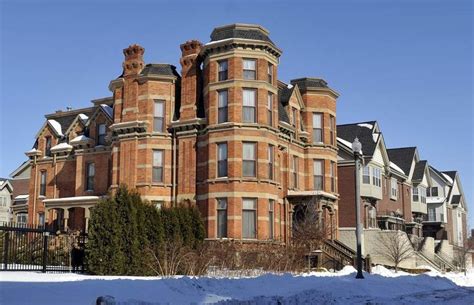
0, 222, 86, 273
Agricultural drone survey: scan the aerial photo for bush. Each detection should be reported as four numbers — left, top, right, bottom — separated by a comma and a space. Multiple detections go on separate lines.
86, 185, 204, 276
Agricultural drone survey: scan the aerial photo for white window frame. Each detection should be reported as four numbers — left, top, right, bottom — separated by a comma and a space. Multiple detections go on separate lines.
243, 89, 256, 123
242, 198, 257, 239
243, 59, 256, 80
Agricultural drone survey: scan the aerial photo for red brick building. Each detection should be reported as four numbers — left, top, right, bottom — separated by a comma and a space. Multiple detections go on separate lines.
23, 24, 339, 243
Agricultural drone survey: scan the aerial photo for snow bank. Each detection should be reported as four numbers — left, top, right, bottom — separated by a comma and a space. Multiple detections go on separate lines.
357, 123, 373, 129
47, 119, 63, 136
1, 267, 473, 305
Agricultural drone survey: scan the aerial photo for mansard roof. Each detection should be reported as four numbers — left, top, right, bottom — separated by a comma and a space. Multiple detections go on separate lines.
210, 23, 273, 44
43, 107, 95, 137
140, 64, 180, 78
290, 78, 328, 91
337, 121, 378, 157
387, 147, 417, 176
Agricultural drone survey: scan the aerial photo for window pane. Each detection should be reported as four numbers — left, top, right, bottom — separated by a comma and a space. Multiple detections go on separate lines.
243, 107, 255, 123
313, 160, 322, 175
243, 59, 256, 70
218, 60, 228, 72
312, 113, 322, 128
154, 118, 164, 132
218, 210, 227, 238
243, 143, 255, 159
153, 168, 163, 182
243, 161, 256, 177
218, 143, 227, 160
153, 150, 163, 166
243, 198, 256, 210
98, 124, 106, 135
243, 90, 256, 106
154, 100, 164, 116
218, 90, 228, 107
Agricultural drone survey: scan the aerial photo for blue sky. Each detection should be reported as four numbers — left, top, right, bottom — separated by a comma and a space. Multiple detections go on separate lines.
1, 1, 472, 226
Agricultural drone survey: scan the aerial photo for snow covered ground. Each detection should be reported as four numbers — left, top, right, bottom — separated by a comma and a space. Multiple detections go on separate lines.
1, 266, 473, 305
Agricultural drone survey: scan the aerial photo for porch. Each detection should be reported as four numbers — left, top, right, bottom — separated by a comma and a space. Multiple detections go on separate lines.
42, 196, 102, 233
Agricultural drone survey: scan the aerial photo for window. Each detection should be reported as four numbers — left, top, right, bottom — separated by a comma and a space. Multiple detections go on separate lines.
217, 198, 227, 238
243, 59, 256, 80
292, 108, 297, 127
428, 208, 436, 221
40, 171, 47, 196
267, 63, 273, 83
362, 166, 370, 184
330, 161, 336, 192
243, 142, 256, 177
412, 187, 419, 202
17, 213, 28, 225
420, 187, 426, 204
268, 145, 274, 180
267, 92, 273, 126
391, 178, 398, 198
153, 100, 164, 132
243, 89, 256, 123
86, 162, 95, 191
292, 156, 298, 188
152, 150, 164, 183
217, 143, 228, 177
313, 160, 324, 190
152, 201, 163, 210
218, 60, 228, 81
45, 136, 52, 157
431, 187, 438, 197
312, 113, 323, 143
218, 90, 228, 123
372, 167, 381, 187
329, 115, 335, 145
38, 213, 45, 226
97, 124, 106, 145
268, 199, 274, 239
242, 198, 257, 239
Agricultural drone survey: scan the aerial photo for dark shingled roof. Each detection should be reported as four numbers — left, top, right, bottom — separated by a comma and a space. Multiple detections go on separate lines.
387, 147, 417, 176
451, 195, 462, 204
210, 25, 273, 43
412, 160, 428, 182
442, 171, 457, 181
337, 121, 378, 156
279, 87, 293, 106
278, 100, 290, 124
429, 165, 452, 184
290, 78, 328, 92
140, 64, 180, 78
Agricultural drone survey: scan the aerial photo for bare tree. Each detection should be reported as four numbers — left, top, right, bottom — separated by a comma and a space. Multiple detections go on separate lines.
376, 231, 414, 272
453, 240, 473, 275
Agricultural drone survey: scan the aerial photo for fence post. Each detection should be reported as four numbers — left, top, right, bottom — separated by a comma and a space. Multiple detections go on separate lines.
42, 232, 49, 273
3, 231, 9, 271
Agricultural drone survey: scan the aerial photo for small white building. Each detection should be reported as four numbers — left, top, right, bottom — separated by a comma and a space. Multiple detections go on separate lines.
0, 179, 13, 223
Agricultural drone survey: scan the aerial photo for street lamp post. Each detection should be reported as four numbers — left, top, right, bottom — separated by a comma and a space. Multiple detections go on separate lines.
352, 137, 364, 279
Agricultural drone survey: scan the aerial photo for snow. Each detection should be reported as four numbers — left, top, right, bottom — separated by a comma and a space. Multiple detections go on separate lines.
357, 123, 373, 129
78, 113, 88, 122
287, 83, 294, 89
70, 135, 91, 143
47, 119, 63, 136
442, 173, 454, 184
337, 137, 364, 155
100, 104, 113, 118
372, 133, 379, 143
390, 161, 405, 175
50, 143, 73, 151
14, 195, 29, 200
2, 266, 473, 305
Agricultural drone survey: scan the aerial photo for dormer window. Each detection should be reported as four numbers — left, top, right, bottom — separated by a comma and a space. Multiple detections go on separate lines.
218, 60, 228, 81
292, 108, 297, 127
45, 136, 52, 156
97, 124, 106, 145
243, 59, 256, 80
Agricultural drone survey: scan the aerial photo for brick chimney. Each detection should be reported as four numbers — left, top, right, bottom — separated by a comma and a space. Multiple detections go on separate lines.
122, 44, 145, 77
179, 40, 203, 121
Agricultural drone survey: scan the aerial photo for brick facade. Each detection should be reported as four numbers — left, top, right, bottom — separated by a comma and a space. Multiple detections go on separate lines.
23, 24, 339, 243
